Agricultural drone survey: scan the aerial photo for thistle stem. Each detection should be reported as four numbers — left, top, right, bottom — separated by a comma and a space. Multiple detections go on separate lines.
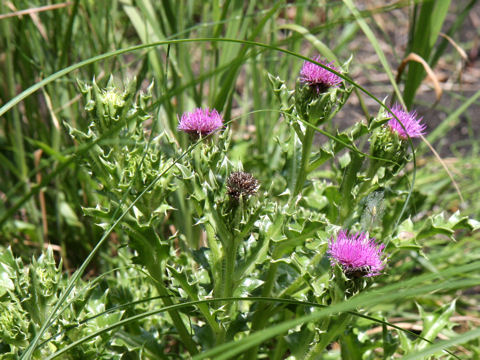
148, 265, 198, 355
243, 261, 280, 360
216, 240, 238, 345
357, 158, 381, 201
294, 127, 316, 197
222, 238, 239, 315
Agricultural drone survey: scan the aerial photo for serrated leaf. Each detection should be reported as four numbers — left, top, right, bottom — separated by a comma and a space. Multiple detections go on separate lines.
0, 269, 14, 297
415, 300, 456, 351
176, 163, 194, 180
153, 204, 176, 216
418, 211, 478, 240
392, 218, 422, 249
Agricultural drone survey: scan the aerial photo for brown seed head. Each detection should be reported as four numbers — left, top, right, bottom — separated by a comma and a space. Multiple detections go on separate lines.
226, 171, 259, 200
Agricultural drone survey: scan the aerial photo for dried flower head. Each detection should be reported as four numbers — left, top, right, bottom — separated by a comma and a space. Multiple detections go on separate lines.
178, 107, 223, 136
299, 56, 343, 93
387, 103, 426, 139
226, 172, 259, 201
328, 231, 385, 277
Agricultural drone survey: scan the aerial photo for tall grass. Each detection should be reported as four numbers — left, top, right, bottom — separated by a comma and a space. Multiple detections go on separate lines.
1, 1, 479, 359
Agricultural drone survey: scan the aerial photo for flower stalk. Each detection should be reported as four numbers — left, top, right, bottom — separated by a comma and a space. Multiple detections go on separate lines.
146, 264, 199, 355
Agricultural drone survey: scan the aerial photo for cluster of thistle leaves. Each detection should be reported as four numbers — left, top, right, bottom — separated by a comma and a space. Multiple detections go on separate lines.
2, 64, 478, 359
0, 245, 169, 359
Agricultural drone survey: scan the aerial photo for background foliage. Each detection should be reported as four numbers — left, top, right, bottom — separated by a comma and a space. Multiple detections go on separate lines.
1, 0, 479, 359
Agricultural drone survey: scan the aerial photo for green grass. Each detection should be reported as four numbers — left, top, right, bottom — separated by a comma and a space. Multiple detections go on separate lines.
1, 1, 479, 359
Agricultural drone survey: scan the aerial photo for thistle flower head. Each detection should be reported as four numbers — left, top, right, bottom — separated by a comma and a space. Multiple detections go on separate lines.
387, 104, 426, 139
328, 231, 385, 277
178, 108, 223, 136
226, 171, 259, 201
299, 56, 343, 93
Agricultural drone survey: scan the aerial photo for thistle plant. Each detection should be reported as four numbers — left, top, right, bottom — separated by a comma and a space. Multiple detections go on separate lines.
4, 53, 472, 359
294, 56, 350, 126
0, 247, 95, 358
360, 103, 426, 204
1, 2, 480, 360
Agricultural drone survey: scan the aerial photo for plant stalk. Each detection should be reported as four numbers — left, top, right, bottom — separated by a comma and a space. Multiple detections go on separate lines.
243, 261, 280, 360
294, 126, 316, 197
148, 265, 199, 356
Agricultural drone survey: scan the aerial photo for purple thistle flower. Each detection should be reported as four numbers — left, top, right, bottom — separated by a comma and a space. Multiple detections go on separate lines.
178, 108, 223, 136
299, 56, 343, 93
387, 103, 426, 139
328, 231, 385, 277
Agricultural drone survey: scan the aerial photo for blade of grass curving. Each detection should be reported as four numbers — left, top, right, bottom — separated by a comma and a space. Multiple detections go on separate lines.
278, 23, 338, 62
42, 256, 480, 360
342, 0, 405, 108
438, 33, 468, 61
42, 286, 474, 360
0, 36, 418, 239
0, 37, 416, 163
396, 53, 442, 104
401, 327, 480, 360
194, 278, 480, 359
0, 38, 422, 119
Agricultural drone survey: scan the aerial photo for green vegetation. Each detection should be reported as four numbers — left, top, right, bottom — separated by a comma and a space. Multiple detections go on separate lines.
1, 1, 479, 359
